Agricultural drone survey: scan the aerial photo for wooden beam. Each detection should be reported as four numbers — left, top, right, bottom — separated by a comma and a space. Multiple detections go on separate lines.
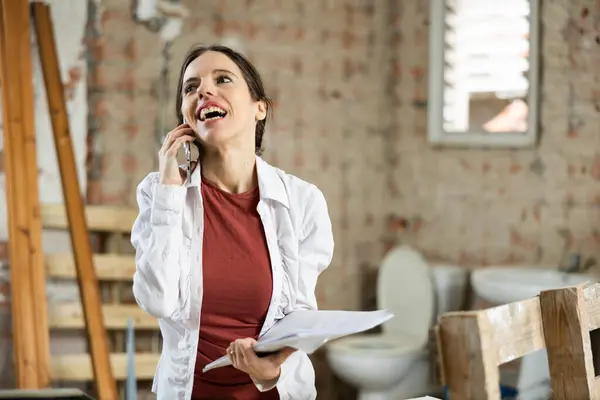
31, 4, 118, 399
584, 283, 600, 330
437, 312, 498, 399
49, 304, 158, 330
0, 0, 49, 388
437, 297, 544, 399
46, 254, 136, 280
41, 204, 138, 233
18, 0, 52, 385
0, 0, 38, 387
541, 284, 600, 400
484, 297, 545, 365
50, 353, 160, 381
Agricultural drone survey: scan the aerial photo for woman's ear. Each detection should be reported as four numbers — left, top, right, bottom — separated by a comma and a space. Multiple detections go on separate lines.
255, 100, 267, 121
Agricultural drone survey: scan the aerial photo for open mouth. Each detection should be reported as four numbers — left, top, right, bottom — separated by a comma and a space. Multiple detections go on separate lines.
198, 106, 227, 122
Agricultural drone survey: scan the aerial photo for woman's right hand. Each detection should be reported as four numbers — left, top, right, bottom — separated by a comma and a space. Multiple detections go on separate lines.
158, 124, 195, 185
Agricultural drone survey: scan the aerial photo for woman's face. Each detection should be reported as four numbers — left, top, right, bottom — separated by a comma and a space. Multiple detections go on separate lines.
180, 51, 266, 152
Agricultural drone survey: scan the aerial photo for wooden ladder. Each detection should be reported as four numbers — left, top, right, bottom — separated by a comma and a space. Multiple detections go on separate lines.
40, 204, 161, 394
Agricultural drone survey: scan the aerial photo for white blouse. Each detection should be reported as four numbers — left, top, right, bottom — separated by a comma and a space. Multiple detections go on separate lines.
130, 156, 335, 400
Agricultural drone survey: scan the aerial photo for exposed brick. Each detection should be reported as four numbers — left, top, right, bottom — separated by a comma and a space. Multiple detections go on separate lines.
77, 0, 600, 397
592, 155, 600, 181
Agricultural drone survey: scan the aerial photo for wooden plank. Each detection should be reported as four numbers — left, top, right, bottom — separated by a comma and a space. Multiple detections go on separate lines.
48, 304, 158, 330
541, 285, 600, 400
584, 283, 600, 330
0, 389, 93, 399
0, 0, 42, 388
50, 353, 160, 381
437, 297, 544, 400
31, 4, 118, 399
0, 388, 93, 399
46, 254, 136, 280
483, 297, 545, 364
582, 284, 600, 396
41, 204, 138, 233
18, 0, 52, 386
437, 312, 499, 399
105, 233, 127, 399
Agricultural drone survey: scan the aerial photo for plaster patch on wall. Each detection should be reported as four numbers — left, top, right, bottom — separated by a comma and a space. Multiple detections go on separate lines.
0, 1, 88, 302
220, 36, 247, 55
133, 0, 190, 146
134, 0, 189, 42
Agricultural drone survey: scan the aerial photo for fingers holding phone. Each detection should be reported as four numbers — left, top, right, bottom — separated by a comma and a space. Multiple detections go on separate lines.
158, 123, 195, 185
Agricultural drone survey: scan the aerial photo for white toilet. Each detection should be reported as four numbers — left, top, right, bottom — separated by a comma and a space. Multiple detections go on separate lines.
326, 245, 468, 400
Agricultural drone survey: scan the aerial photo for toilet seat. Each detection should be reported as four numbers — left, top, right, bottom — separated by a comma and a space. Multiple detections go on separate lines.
328, 333, 425, 357
378, 245, 434, 347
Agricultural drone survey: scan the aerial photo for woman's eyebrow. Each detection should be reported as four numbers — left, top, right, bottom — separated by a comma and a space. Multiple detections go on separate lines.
213, 68, 238, 78
182, 77, 200, 87
183, 69, 237, 87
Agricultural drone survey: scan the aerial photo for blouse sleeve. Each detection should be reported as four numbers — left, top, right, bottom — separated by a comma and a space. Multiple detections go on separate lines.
131, 172, 188, 318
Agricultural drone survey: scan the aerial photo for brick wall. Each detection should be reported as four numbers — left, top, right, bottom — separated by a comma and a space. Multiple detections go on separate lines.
86, 0, 600, 300
383, 0, 600, 270
0, 0, 598, 397
85, 0, 600, 397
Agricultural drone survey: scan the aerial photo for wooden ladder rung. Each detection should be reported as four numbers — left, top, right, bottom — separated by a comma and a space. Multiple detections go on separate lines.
46, 253, 135, 280
41, 204, 138, 233
50, 353, 160, 381
48, 303, 158, 330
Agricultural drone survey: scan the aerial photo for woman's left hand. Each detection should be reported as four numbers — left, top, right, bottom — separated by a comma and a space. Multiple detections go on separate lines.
227, 338, 296, 381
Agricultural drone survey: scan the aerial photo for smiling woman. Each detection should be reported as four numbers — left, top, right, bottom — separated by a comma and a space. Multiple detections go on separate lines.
130, 44, 335, 400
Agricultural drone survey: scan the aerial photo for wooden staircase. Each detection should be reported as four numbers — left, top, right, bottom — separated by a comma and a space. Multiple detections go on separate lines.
41, 204, 161, 385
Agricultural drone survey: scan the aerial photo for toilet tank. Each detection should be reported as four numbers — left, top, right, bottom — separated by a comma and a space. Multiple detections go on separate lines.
430, 264, 468, 316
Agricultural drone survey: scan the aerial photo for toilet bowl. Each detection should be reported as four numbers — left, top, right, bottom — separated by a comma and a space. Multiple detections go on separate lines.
326, 247, 468, 400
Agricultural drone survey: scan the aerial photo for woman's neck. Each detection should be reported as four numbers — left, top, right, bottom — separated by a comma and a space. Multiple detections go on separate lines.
200, 149, 257, 194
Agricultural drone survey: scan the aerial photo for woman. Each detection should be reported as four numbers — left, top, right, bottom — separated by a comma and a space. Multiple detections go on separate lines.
130, 44, 334, 400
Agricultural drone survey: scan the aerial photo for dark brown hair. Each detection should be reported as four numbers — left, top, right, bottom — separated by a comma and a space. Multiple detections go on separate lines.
175, 44, 272, 155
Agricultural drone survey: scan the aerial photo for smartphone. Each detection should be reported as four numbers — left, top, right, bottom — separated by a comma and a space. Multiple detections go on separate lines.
183, 118, 191, 181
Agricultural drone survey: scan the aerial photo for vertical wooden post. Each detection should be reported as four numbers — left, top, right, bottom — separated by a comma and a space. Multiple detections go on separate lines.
31, 3, 118, 399
0, 0, 50, 388
19, 0, 52, 386
540, 285, 600, 400
437, 312, 500, 399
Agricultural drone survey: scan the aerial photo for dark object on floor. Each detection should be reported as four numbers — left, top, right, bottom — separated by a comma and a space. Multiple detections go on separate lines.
0, 388, 94, 399
443, 384, 518, 399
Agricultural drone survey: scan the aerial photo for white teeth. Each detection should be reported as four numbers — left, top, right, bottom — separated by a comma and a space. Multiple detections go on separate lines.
200, 106, 227, 121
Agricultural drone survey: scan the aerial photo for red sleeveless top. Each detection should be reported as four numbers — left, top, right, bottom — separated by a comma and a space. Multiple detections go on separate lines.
191, 177, 279, 400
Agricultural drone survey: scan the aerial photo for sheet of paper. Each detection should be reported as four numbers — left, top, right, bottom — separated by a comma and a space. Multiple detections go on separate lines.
406, 397, 441, 400
202, 309, 393, 373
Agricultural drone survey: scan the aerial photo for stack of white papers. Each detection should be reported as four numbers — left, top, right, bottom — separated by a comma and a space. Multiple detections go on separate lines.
406, 397, 441, 400
203, 309, 394, 372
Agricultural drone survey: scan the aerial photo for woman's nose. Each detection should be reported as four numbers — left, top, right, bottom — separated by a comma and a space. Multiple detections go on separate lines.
196, 82, 215, 98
